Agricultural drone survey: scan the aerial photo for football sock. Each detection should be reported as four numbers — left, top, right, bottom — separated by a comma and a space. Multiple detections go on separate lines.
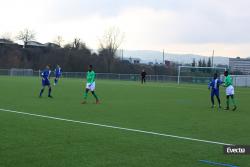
211, 96, 214, 105
39, 88, 44, 96
48, 87, 52, 96
231, 96, 236, 106
216, 95, 221, 105
226, 97, 230, 108
91, 91, 99, 100
84, 92, 88, 99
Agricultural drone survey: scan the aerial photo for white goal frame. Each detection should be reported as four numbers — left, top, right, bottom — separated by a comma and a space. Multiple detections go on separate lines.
177, 66, 227, 85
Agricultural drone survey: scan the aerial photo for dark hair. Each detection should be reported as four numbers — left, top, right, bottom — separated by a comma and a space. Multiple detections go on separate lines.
214, 73, 218, 79
89, 65, 93, 68
224, 71, 228, 76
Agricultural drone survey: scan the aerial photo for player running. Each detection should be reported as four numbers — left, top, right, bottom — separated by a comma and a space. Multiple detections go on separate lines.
223, 71, 237, 111
208, 73, 223, 108
54, 65, 62, 86
39, 65, 53, 98
81, 65, 100, 104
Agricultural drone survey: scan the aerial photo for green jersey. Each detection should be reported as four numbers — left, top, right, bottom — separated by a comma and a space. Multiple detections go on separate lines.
224, 75, 232, 87
86, 70, 95, 83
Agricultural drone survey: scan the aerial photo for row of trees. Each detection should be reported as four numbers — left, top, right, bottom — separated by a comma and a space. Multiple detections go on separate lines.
1, 28, 177, 75
0, 28, 121, 72
0, 44, 176, 75
191, 57, 212, 67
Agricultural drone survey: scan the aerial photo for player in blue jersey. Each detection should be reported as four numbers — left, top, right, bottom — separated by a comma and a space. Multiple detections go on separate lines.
208, 73, 223, 108
39, 65, 53, 98
54, 65, 62, 86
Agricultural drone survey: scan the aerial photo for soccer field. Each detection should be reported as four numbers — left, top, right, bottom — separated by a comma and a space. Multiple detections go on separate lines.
0, 76, 250, 167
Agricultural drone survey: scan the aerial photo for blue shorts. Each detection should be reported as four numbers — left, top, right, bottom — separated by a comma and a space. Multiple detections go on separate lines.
55, 74, 61, 78
211, 90, 219, 97
42, 79, 50, 86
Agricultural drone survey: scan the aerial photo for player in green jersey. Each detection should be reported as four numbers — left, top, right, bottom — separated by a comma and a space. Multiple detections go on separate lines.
224, 71, 237, 111
81, 65, 100, 104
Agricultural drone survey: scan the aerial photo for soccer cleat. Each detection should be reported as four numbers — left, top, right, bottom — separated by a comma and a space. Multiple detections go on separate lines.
232, 106, 237, 111
81, 101, 87, 104
48, 95, 53, 98
96, 100, 100, 104
224, 107, 229, 111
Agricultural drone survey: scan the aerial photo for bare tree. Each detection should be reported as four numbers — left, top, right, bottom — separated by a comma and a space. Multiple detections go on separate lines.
73, 38, 81, 49
53, 36, 64, 47
63, 38, 87, 51
99, 27, 124, 53
16, 29, 35, 48
99, 27, 124, 72
72, 38, 86, 50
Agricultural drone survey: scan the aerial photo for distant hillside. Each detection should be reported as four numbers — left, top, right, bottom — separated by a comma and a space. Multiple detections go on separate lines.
121, 50, 229, 65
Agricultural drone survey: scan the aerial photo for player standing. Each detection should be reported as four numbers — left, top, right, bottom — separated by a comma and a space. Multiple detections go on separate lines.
54, 64, 62, 86
224, 71, 237, 111
82, 65, 99, 104
141, 69, 147, 84
208, 73, 223, 108
39, 65, 53, 98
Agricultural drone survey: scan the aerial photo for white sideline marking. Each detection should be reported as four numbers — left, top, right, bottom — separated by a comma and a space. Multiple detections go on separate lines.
0, 108, 233, 146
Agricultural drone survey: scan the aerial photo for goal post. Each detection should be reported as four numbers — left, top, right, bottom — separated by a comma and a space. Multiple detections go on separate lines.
9, 68, 34, 76
177, 66, 227, 85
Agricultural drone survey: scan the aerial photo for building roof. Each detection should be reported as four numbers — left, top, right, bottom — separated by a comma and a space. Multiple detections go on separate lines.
26, 41, 45, 47
229, 57, 250, 61
0, 38, 14, 44
44, 42, 60, 48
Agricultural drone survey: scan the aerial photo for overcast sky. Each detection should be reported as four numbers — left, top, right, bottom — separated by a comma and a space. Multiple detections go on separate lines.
0, 0, 250, 57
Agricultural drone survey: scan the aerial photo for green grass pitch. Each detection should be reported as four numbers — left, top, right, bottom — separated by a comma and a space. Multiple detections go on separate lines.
0, 76, 249, 167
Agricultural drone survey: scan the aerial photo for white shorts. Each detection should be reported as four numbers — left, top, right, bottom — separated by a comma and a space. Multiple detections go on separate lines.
226, 85, 234, 96
86, 82, 95, 91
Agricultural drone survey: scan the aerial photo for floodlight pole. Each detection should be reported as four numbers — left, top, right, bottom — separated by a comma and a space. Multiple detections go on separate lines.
212, 50, 214, 68
122, 49, 124, 61
163, 49, 165, 64
177, 66, 181, 85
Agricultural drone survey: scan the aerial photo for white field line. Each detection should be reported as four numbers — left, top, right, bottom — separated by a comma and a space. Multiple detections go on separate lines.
0, 108, 233, 146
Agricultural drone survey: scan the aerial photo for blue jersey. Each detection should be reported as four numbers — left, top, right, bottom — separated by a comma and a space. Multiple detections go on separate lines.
208, 79, 223, 91
41, 69, 51, 86
55, 67, 62, 77
208, 78, 223, 96
41, 69, 51, 80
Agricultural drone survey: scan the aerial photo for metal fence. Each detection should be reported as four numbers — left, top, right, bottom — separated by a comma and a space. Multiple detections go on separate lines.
1, 69, 250, 87
0, 69, 179, 82
60, 72, 179, 82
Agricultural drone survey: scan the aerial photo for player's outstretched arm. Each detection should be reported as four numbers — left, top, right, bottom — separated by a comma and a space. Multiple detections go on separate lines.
41, 72, 45, 80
